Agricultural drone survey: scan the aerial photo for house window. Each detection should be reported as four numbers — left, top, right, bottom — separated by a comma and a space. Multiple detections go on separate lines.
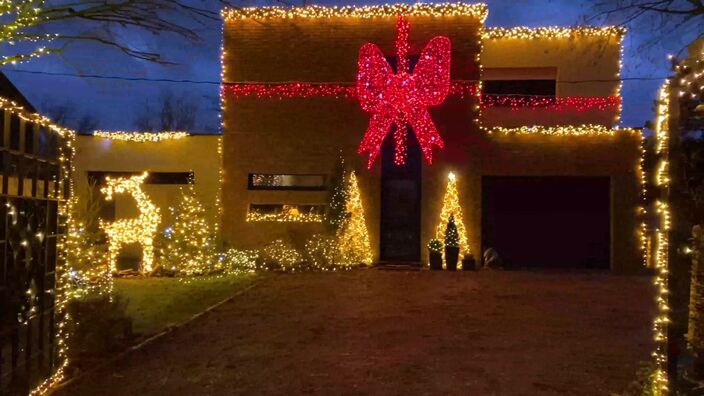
483, 67, 557, 103
87, 171, 194, 185
483, 80, 556, 97
248, 174, 326, 191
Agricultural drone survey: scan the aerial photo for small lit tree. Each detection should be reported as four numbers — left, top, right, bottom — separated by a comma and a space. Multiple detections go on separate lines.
435, 172, 469, 256
162, 184, 217, 275
445, 215, 460, 249
336, 171, 373, 265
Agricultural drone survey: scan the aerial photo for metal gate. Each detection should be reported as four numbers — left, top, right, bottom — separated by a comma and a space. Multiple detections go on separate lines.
1, 102, 71, 394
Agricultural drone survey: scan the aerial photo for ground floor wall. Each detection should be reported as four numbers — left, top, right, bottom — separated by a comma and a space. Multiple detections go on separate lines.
72, 135, 222, 259
222, 126, 642, 272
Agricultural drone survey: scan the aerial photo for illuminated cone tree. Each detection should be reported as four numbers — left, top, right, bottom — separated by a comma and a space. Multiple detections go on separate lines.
435, 172, 469, 256
164, 184, 217, 275
336, 171, 373, 265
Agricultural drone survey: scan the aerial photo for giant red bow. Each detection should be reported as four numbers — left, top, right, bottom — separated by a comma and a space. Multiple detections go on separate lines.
357, 16, 451, 168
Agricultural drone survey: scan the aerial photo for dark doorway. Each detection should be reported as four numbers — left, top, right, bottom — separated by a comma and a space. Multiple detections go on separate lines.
379, 128, 422, 263
482, 176, 610, 269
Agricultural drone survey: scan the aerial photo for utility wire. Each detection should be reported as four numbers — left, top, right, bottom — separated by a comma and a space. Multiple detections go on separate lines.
1, 68, 671, 85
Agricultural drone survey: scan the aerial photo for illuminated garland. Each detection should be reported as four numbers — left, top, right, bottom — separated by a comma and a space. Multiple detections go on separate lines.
246, 205, 324, 223
485, 124, 639, 136
93, 131, 189, 142
434, 172, 469, 267
0, 96, 74, 137
336, 171, 373, 265
222, 3, 488, 21
0, 94, 76, 395
482, 26, 626, 40
651, 81, 671, 394
13, 102, 75, 396
99, 172, 161, 274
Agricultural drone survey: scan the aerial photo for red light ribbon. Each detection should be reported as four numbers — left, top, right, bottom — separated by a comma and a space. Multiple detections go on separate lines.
356, 15, 451, 168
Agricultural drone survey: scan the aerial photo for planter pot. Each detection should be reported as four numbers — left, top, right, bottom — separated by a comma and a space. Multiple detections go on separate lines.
462, 257, 476, 271
429, 251, 443, 270
445, 247, 459, 271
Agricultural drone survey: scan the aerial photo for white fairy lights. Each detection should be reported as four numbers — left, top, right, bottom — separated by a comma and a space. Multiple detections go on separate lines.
485, 124, 638, 136
93, 131, 189, 142
99, 172, 161, 274
223, 3, 488, 21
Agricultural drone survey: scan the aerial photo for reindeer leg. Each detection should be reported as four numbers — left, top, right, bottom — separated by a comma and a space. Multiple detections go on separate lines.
142, 241, 154, 275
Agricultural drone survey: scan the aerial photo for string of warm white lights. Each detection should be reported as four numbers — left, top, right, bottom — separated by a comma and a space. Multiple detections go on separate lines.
651, 80, 672, 395
0, 96, 74, 138
93, 131, 189, 142
484, 124, 638, 136
482, 26, 626, 40
246, 205, 324, 223
0, 96, 79, 396
223, 2, 488, 21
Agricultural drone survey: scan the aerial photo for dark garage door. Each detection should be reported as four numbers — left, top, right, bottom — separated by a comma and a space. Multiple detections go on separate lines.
482, 176, 610, 269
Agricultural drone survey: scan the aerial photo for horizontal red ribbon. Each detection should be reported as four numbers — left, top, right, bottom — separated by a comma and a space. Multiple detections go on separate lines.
222, 83, 619, 112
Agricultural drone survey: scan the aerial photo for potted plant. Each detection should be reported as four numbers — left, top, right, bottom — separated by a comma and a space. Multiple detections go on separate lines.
462, 253, 476, 271
444, 214, 460, 271
428, 239, 443, 270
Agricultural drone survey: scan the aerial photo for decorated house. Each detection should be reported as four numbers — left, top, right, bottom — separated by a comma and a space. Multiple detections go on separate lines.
220, 2, 642, 271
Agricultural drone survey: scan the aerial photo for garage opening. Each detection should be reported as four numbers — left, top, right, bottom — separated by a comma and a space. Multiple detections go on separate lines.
482, 176, 610, 269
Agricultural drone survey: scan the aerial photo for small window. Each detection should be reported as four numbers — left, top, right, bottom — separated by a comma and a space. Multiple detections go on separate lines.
483, 67, 557, 104
248, 174, 326, 191
483, 80, 556, 97
87, 171, 194, 185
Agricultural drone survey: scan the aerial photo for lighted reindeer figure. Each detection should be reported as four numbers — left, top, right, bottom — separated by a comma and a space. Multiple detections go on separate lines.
100, 172, 161, 274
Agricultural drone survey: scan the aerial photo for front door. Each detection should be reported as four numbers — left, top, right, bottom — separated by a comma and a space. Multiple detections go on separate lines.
379, 128, 422, 263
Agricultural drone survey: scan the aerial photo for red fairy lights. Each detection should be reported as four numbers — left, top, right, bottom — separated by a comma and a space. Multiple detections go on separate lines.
222, 83, 357, 99
481, 95, 620, 112
222, 83, 618, 113
357, 15, 451, 167
222, 81, 478, 100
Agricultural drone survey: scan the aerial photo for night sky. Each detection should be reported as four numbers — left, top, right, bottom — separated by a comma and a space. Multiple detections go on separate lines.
1, 0, 699, 133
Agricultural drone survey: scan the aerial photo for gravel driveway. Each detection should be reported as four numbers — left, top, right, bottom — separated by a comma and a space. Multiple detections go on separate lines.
55, 270, 655, 395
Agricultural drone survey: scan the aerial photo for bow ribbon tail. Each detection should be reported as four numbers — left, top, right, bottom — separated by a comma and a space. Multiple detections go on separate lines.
393, 122, 408, 165
407, 107, 445, 164
357, 111, 395, 169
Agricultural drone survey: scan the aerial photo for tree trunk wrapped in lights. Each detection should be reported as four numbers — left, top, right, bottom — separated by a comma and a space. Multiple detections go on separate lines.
163, 184, 217, 275
336, 171, 373, 266
689, 224, 704, 375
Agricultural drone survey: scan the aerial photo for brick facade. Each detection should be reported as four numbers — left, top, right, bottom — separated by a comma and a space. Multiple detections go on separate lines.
222, 9, 642, 271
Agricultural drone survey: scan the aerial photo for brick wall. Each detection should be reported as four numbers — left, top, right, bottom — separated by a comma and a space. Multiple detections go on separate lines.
222, 15, 642, 271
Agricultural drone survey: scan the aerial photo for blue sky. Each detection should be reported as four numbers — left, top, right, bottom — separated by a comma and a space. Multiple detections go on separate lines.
1, 0, 698, 132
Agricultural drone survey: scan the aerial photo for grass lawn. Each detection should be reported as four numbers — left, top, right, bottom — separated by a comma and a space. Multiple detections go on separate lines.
114, 273, 257, 336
